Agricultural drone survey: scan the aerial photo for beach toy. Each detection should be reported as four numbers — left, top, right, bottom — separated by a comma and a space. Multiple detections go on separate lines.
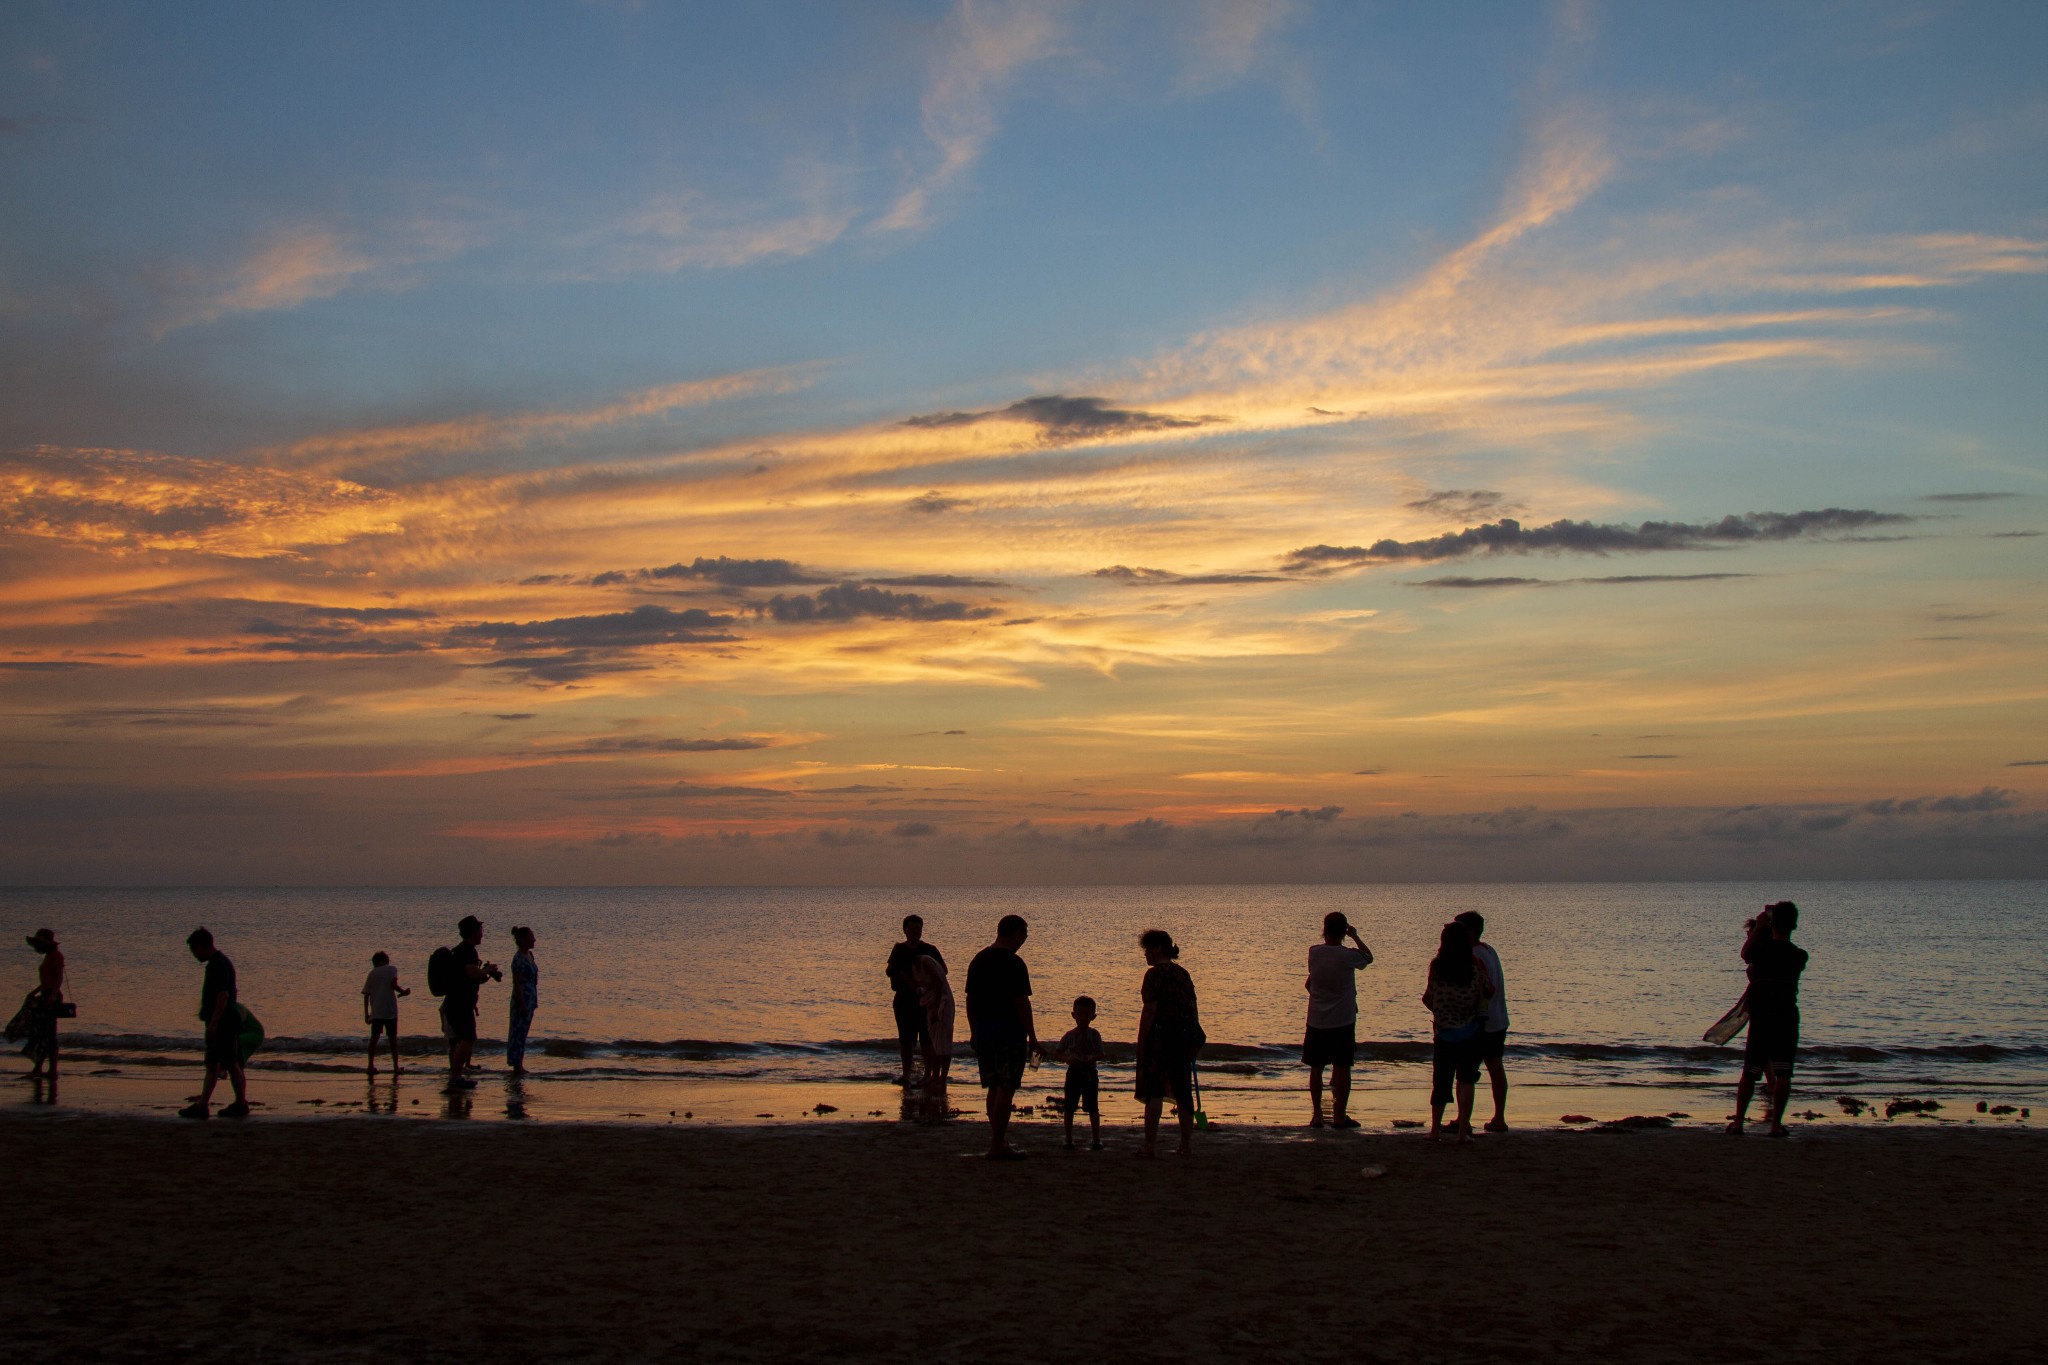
1703, 991, 1749, 1046
1191, 1063, 1208, 1130
235, 1003, 265, 1062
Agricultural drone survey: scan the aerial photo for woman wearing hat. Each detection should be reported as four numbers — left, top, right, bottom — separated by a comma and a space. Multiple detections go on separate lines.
20, 928, 66, 1078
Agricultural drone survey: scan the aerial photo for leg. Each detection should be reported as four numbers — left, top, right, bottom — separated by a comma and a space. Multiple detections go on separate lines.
1063, 1099, 1075, 1148
1175, 1078, 1194, 1155
1332, 1062, 1353, 1126
1484, 1054, 1508, 1129
1764, 1064, 1793, 1135
1308, 1063, 1326, 1125
1455, 1078, 1475, 1142
1089, 1103, 1102, 1149
1142, 1097, 1162, 1156
227, 1057, 247, 1105
986, 1081, 1017, 1154
387, 1023, 402, 1075
1729, 1067, 1757, 1133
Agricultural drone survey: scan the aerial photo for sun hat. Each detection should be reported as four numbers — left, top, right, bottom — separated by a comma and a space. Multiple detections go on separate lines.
26, 928, 57, 950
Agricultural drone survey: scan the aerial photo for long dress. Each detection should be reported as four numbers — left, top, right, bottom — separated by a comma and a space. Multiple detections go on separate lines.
913, 954, 954, 1058
1135, 961, 1201, 1102
507, 949, 538, 1070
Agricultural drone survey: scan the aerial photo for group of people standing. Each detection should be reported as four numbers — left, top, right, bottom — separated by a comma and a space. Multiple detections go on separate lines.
14, 903, 1807, 1139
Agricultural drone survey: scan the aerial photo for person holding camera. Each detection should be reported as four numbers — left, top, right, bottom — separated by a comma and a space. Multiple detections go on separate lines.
1729, 900, 1809, 1137
443, 914, 502, 1091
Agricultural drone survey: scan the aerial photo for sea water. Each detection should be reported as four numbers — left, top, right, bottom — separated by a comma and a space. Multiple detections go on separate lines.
4, 882, 2043, 1129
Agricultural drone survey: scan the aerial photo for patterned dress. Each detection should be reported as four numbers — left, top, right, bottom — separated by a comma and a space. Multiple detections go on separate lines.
1134, 961, 1202, 1101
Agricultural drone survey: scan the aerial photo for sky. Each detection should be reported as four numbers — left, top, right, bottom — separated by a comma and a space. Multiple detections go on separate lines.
1, 0, 2044, 885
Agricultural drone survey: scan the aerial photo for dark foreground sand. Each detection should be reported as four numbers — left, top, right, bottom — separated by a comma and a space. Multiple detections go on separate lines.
2, 1115, 2039, 1363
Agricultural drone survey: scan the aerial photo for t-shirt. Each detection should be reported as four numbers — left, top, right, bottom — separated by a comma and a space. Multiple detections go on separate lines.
199, 952, 237, 1022
1305, 943, 1373, 1029
1744, 937, 1809, 1018
1059, 1024, 1103, 1076
445, 942, 481, 1013
886, 941, 945, 999
964, 945, 1031, 1047
1473, 942, 1508, 1032
363, 964, 400, 1020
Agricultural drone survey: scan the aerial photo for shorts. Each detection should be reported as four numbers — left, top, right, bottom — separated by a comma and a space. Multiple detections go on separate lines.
1430, 1027, 1482, 1106
442, 1002, 478, 1043
1478, 1028, 1507, 1062
974, 1040, 1027, 1092
1302, 1022, 1357, 1069
369, 1017, 398, 1041
892, 995, 931, 1050
204, 1014, 242, 1068
1743, 1012, 1798, 1076
1062, 1068, 1100, 1117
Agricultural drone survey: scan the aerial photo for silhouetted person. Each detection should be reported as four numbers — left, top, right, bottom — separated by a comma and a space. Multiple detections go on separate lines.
442, 915, 501, 1091
1423, 921, 1492, 1143
362, 950, 409, 1077
1455, 911, 1510, 1131
886, 915, 945, 1087
1730, 900, 1809, 1138
1135, 929, 1204, 1158
507, 926, 539, 1076
964, 914, 1037, 1159
14, 927, 66, 1082
1056, 995, 1104, 1150
1303, 910, 1373, 1128
181, 928, 247, 1119
913, 950, 955, 1093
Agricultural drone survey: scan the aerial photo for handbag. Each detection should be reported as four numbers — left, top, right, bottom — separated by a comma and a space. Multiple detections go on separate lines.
54, 1002, 78, 1018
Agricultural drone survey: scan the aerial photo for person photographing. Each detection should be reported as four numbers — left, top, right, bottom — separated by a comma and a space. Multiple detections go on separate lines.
1729, 900, 1808, 1138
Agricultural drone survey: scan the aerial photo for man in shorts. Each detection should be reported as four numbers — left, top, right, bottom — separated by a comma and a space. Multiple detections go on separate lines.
1303, 910, 1373, 1128
884, 914, 945, 1087
443, 914, 502, 1091
1730, 900, 1809, 1137
180, 927, 248, 1119
964, 914, 1038, 1160
1456, 911, 1510, 1131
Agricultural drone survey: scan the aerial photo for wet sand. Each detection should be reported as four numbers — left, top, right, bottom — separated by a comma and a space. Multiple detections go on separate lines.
2, 1114, 2039, 1363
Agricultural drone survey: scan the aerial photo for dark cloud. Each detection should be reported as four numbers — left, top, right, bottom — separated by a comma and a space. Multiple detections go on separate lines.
813, 784, 899, 794
480, 653, 649, 684
2008, 760, 2048, 767
1863, 786, 2019, 816
1921, 492, 2017, 502
518, 573, 576, 586
450, 604, 740, 649
1988, 530, 2041, 539
1092, 565, 1287, 586
761, 583, 998, 624
892, 821, 937, 838
301, 605, 435, 622
905, 491, 968, 514
644, 556, 826, 588
1410, 572, 1752, 589
57, 699, 320, 729
1406, 489, 1505, 518
542, 736, 770, 755
1622, 754, 1679, 760
902, 394, 1223, 444
814, 826, 876, 848
868, 575, 1009, 589
1410, 576, 1543, 589
1288, 509, 1909, 569
492, 713, 536, 721
0, 660, 102, 671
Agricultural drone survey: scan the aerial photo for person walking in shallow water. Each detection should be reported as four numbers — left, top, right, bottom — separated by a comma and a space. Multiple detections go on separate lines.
964, 914, 1038, 1160
1729, 901, 1808, 1138
1303, 911, 1372, 1129
181, 928, 247, 1119
506, 926, 539, 1076
361, 950, 409, 1077
1423, 921, 1492, 1143
1455, 911, 1510, 1131
12, 928, 67, 1083
1135, 929, 1204, 1158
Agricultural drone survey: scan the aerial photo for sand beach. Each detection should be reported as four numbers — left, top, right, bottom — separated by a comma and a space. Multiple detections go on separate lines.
2, 1113, 2038, 1363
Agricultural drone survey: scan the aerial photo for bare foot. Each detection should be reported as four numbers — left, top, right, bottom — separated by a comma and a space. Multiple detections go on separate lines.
1484, 1118, 1508, 1133
1725, 1119, 1745, 1136
1332, 1115, 1361, 1130
1309, 1113, 1326, 1128
1766, 1123, 1790, 1138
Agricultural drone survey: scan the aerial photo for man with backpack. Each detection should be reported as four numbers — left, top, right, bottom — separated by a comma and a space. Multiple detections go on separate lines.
432, 915, 501, 1090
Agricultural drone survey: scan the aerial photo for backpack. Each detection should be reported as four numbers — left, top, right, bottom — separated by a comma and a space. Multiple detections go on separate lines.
427, 945, 456, 998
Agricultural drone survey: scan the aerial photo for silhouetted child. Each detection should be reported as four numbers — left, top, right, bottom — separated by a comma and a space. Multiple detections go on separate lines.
1057, 996, 1104, 1150
362, 950, 410, 1077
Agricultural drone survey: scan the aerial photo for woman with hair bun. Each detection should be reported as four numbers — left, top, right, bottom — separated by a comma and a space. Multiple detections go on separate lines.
507, 926, 539, 1075
1134, 928, 1205, 1157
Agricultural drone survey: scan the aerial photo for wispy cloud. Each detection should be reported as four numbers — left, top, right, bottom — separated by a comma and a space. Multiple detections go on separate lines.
873, 0, 1066, 234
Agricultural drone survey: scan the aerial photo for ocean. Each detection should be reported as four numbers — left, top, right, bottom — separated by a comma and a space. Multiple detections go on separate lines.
5, 882, 2043, 1129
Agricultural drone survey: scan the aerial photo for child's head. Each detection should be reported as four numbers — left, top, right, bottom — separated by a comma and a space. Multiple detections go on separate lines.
371, 950, 389, 966
1072, 995, 1096, 1025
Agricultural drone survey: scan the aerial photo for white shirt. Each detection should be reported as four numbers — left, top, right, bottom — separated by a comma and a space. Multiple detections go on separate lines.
362, 963, 400, 1020
1305, 943, 1373, 1029
1473, 942, 1508, 1032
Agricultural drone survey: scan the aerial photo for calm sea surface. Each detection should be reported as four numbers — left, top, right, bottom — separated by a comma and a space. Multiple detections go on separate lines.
6, 882, 2044, 1125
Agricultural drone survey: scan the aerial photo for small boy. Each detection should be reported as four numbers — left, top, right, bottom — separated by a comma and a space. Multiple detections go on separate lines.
362, 950, 410, 1077
1056, 995, 1105, 1150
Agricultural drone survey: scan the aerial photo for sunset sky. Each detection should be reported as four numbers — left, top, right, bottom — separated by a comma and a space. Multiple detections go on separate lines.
3, 0, 2044, 884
